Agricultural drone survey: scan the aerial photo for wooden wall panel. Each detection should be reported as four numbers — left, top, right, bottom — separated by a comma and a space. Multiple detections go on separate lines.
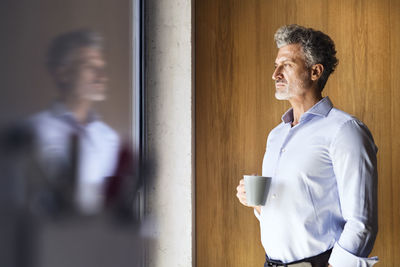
196, 0, 400, 266
389, 0, 400, 264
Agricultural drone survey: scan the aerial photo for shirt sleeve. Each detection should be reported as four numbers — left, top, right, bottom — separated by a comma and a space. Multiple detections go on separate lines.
329, 242, 378, 267
329, 119, 378, 267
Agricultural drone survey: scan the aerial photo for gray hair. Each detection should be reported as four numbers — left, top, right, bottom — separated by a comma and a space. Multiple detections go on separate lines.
274, 24, 338, 91
46, 29, 103, 73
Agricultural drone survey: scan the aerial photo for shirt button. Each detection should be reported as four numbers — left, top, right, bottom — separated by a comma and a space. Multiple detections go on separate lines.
281, 148, 286, 153
272, 194, 277, 199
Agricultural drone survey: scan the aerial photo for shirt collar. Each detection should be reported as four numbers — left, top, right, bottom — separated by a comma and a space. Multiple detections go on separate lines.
50, 102, 99, 126
281, 96, 333, 123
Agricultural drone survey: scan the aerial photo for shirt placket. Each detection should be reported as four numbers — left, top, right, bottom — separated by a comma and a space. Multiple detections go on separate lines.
271, 122, 304, 184
272, 123, 294, 182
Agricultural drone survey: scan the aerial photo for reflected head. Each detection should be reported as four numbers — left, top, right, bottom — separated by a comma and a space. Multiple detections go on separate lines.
46, 29, 104, 87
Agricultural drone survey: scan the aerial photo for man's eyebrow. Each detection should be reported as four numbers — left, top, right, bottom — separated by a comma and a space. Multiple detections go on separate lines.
275, 58, 294, 65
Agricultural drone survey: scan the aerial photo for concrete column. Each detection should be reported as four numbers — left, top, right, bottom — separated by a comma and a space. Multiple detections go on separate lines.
145, 0, 194, 266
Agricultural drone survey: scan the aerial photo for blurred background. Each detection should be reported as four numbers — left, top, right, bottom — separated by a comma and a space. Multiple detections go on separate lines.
0, 0, 133, 136
0, 1, 144, 267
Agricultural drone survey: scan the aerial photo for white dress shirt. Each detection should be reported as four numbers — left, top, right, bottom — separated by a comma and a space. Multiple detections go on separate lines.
255, 97, 378, 267
30, 103, 119, 214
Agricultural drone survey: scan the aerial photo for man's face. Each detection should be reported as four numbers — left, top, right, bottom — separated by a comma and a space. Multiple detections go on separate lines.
272, 44, 313, 100
59, 47, 108, 102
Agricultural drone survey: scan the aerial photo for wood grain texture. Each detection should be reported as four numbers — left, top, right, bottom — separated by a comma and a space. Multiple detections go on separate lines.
196, 0, 400, 266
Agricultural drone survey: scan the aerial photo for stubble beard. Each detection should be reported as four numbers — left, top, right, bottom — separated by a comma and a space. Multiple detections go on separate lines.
84, 90, 106, 101
275, 84, 292, 100
79, 83, 107, 102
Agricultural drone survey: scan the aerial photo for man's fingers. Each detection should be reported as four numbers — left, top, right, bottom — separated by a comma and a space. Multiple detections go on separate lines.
237, 190, 246, 197
236, 178, 251, 206
236, 184, 245, 190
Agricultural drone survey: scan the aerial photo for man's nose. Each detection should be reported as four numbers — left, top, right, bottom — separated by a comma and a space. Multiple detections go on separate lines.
272, 66, 283, 80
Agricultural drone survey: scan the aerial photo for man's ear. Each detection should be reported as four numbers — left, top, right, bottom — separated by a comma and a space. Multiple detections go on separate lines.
52, 65, 73, 90
311, 64, 324, 81
54, 66, 68, 81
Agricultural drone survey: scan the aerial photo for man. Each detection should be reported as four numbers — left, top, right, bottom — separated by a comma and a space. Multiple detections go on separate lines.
30, 30, 120, 215
236, 25, 378, 267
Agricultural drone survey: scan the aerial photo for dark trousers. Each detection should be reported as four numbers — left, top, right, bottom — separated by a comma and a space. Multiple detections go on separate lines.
264, 249, 332, 267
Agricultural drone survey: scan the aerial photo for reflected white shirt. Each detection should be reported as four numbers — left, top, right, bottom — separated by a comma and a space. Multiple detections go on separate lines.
255, 97, 378, 267
30, 103, 119, 214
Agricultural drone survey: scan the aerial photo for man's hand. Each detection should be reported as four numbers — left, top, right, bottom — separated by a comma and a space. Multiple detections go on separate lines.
236, 179, 261, 214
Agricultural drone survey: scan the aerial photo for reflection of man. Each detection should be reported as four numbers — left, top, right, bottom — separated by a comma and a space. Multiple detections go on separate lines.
30, 30, 119, 215
236, 25, 378, 267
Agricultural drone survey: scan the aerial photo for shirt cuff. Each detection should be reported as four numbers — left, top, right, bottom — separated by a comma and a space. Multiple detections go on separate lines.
253, 208, 261, 220
329, 242, 378, 267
